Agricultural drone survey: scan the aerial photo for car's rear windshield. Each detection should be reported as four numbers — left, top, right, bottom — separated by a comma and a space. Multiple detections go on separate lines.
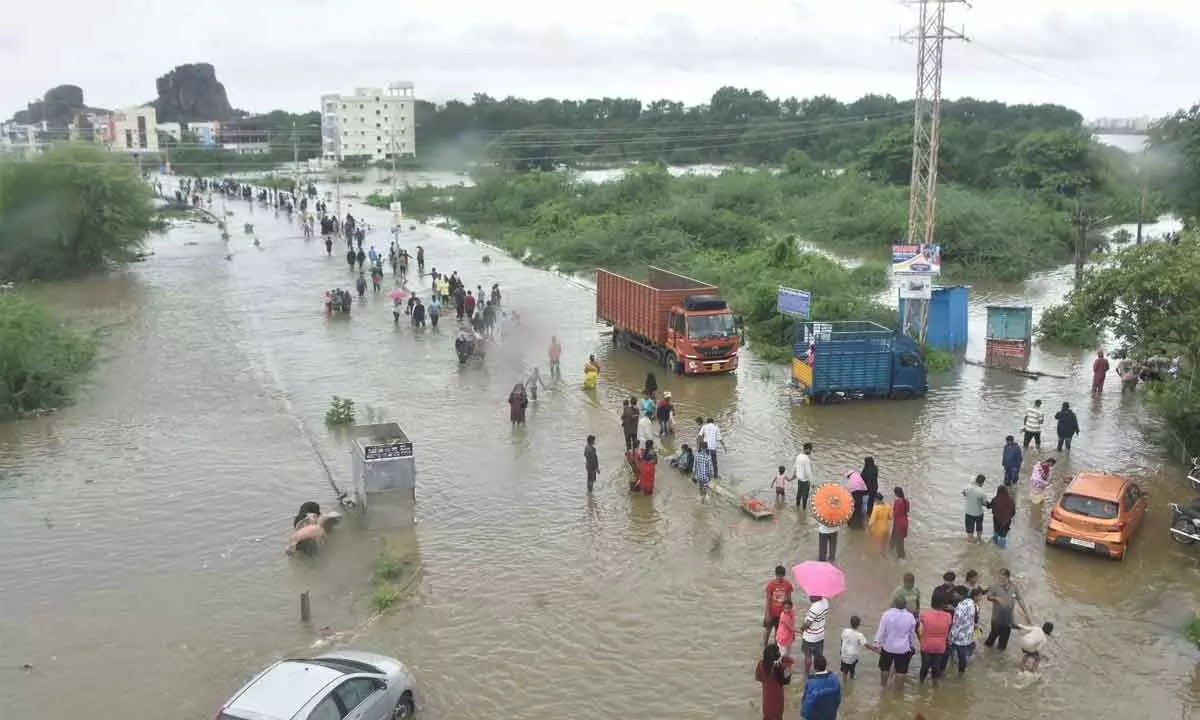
1060, 493, 1119, 520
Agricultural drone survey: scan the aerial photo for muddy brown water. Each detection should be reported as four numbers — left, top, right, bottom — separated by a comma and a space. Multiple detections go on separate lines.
1, 175, 1198, 720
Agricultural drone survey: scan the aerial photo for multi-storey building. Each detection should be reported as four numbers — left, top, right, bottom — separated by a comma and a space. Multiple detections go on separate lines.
104, 106, 159, 153
321, 81, 416, 162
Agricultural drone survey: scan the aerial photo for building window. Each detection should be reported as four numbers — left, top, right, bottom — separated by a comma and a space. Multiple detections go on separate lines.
124, 129, 133, 147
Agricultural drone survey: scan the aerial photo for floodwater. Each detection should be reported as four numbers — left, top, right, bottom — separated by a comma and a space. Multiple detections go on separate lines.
2, 168, 1199, 720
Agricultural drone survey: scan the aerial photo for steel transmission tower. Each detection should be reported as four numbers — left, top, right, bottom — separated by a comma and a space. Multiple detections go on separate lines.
899, 0, 965, 343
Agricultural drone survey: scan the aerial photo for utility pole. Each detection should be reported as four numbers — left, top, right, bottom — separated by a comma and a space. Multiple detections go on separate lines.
291, 120, 300, 193
1135, 150, 1147, 244
899, 0, 966, 343
1072, 197, 1090, 283
390, 104, 401, 249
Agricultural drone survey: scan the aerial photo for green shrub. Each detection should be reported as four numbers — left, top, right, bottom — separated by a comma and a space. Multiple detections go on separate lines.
0, 294, 96, 420
1035, 303, 1100, 347
325, 396, 356, 425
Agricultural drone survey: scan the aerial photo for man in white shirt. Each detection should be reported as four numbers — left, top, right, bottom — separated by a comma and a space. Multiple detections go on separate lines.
800, 594, 831, 675
700, 417, 722, 478
637, 413, 656, 447
1022, 399, 1044, 450
793, 442, 814, 509
817, 520, 839, 562
1016, 621, 1053, 672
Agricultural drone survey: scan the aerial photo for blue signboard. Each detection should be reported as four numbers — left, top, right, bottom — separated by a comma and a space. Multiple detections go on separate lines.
777, 287, 811, 319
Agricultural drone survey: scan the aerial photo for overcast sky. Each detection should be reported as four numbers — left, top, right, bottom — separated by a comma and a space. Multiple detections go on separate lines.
2, 0, 1195, 120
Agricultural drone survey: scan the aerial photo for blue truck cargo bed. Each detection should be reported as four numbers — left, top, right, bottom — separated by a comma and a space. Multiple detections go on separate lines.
790, 320, 927, 402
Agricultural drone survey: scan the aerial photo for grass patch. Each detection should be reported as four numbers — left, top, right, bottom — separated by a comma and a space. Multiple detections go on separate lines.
1186, 613, 1200, 647
368, 542, 416, 614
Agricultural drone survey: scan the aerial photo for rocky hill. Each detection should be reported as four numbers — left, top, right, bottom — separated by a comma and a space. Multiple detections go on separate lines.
152, 63, 235, 122
10, 85, 109, 127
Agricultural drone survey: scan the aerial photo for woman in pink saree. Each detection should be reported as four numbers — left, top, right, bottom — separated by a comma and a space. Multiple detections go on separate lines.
1029, 457, 1057, 504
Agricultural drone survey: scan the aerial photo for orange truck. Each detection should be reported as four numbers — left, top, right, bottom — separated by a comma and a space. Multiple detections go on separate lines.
595, 266, 740, 375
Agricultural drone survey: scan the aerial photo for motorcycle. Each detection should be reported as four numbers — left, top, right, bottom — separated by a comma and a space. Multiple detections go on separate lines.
1187, 456, 1200, 490
1168, 501, 1200, 544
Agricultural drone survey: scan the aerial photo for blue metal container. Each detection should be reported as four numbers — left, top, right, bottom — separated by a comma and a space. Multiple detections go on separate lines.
986, 305, 1034, 342
897, 286, 969, 352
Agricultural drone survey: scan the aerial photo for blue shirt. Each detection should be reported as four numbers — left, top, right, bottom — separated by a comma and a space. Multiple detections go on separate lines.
429, 298, 441, 313
640, 398, 655, 417
800, 671, 842, 720
692, 450, 713, 481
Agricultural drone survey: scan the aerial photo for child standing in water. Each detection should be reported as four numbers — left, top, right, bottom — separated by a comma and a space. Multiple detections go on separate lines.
867, 493, 891, 554
772, 465, 790, 503
775, 599, 796, 657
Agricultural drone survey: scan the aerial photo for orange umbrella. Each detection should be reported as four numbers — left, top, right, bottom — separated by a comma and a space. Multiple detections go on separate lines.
811, 483, 853, 527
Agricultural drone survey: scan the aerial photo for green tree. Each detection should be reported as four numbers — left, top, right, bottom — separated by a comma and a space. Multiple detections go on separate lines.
0, 144, 158, 282
1147, 104, 1200, 223
1038, 235, 1200, 452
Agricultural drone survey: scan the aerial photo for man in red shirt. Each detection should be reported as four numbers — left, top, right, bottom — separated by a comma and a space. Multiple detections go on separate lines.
464, 290, 477, 318
763, 564, 794, 646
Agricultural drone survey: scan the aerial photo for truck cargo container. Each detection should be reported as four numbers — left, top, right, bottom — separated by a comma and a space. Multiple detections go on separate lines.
595, 266, 740, 375
985, 305, 1033, 369
790, 321, 927, 403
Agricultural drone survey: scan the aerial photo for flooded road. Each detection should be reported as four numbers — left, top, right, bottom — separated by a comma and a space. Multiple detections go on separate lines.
2, 173, 1199, 720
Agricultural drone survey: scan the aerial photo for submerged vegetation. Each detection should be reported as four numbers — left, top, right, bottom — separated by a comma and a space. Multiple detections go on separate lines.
0, 144, 157, 283
0, 294, 96, 421
370, 542, 417, 613
325, 396, 356, 426
0, 144, 155, 419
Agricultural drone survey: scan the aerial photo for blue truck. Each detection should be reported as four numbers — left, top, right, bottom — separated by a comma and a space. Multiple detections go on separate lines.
790, 321, 928, 403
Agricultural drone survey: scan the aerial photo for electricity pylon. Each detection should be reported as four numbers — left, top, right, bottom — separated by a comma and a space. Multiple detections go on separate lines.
899, 0, 965, 343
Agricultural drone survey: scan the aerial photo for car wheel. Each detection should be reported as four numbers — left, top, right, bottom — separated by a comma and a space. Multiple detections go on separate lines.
393, 691, 415, 719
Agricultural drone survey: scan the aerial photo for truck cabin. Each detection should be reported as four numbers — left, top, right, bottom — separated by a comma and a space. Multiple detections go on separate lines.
669, 295, 737, 341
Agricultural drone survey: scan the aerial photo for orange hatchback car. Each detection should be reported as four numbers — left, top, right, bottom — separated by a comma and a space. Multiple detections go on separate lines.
1046, 472, 1148, 560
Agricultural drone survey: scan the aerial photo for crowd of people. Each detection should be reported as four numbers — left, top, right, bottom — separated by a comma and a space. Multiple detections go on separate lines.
756, 562, 1054, 720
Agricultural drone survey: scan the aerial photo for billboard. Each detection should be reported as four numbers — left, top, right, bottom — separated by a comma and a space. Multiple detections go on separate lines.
892, 244, 941, 274
777, 287, 811, 318
896, 272, 933, 300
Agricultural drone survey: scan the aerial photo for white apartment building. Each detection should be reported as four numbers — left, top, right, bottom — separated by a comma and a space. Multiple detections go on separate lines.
321, 81, 416, 162
104, 106, 159, 153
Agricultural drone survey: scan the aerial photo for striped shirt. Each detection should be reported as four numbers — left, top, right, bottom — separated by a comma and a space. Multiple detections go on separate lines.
692, 450, 713, 482
802, 598, 830, 643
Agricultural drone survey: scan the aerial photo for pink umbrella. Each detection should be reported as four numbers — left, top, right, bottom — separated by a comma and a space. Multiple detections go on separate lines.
792, 561, 846, 598
387, 289, 408, 302
845, 471, 866, 492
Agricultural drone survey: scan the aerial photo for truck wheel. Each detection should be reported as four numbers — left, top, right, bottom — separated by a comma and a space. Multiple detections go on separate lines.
611, 331, 622, 346
665, 353, 680, 374
890, 389, 913, 400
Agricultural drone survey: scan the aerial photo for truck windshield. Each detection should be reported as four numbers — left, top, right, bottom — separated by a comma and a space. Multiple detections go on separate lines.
687, 313, 736, 340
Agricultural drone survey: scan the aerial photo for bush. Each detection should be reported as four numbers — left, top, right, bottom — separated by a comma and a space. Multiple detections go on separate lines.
922, 346, 956, 373
1035, 303, 1100, 347
1187, 613, 1200, 648
0, 294, 96, 420
370, 584, 402, 613
1146, 380, 1200, 459
0, 144, 158, 282
325, 396, 356, 425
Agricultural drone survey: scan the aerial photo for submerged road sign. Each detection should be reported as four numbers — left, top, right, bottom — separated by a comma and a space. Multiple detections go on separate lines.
777, 287, 812, 319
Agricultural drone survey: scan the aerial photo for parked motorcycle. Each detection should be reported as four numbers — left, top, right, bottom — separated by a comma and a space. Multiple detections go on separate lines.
1187, 457, 1200, 490
1168, 501, 1200, 544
